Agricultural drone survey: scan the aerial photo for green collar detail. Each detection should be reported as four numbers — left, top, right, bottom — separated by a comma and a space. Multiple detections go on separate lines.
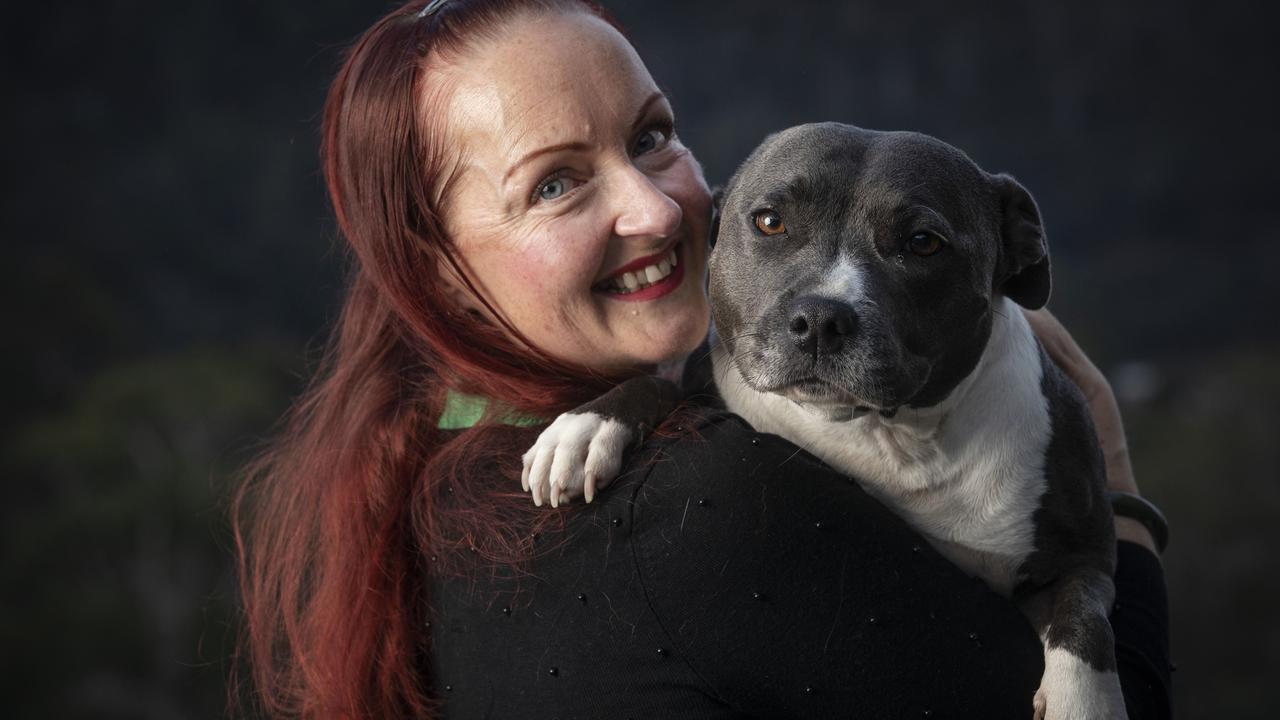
438, 389, 547, 430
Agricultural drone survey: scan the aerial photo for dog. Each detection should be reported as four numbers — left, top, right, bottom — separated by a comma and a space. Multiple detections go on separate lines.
521, 123, 1125, 719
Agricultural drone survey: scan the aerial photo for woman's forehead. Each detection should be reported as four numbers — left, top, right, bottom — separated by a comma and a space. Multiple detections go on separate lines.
432, 11, 659, 168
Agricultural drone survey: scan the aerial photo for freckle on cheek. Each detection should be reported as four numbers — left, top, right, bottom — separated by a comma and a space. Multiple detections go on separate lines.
515, 267, 543, 290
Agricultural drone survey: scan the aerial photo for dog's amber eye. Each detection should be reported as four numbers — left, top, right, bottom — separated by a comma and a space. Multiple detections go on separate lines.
753, 210, 786, 235
907, 231, 944, 257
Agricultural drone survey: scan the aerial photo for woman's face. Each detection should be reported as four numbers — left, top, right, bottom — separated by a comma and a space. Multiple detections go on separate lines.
432, 10, 712, 373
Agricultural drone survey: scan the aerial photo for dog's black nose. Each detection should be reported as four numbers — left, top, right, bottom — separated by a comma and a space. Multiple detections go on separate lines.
788, 296, 857, 356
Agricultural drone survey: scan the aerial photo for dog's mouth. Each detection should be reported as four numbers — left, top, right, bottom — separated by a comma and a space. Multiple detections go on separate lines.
779, 377, 866, 407
782, 379, 910, 420
745, 373, 900, 416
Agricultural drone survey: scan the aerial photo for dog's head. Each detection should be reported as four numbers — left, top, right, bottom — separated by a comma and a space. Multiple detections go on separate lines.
710, 123, 1049, 416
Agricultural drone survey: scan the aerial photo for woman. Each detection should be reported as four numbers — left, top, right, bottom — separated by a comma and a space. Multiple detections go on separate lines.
234, 0, 1170, 717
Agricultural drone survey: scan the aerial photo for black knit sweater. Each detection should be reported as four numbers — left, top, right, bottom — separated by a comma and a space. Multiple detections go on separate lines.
428, 411, 1171, 719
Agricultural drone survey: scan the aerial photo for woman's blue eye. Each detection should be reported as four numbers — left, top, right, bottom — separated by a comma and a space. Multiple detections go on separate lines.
632, 127, 669, 156
535, 174, 578, 203
539, 177, 568, 201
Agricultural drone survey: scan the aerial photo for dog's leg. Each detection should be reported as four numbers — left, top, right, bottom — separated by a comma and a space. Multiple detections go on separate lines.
1020, 568, 1127, 720
522, 375, 681, 506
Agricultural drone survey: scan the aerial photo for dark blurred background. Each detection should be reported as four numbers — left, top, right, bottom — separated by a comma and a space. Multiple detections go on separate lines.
5, 0, 1277, 717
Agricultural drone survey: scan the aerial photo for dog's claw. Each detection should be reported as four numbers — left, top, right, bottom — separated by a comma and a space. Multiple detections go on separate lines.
527, 446, 555, 506
520, 412, 634, 507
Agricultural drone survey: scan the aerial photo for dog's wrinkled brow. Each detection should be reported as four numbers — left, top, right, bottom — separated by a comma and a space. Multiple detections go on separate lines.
901, 204, 949, 227
760, 176, 823, 208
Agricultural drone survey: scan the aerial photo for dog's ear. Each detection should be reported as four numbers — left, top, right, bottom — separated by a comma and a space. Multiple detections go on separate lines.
708, 186, 724, 248
992, 173, 1051, 309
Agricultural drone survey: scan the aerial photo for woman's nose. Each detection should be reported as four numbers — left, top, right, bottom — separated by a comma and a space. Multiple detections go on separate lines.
611, 165, 682, 240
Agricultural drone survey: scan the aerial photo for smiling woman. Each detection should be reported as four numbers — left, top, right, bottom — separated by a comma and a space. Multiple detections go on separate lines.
233, 1, 1169, 718
431, 9, 711, 370
233, 1, 721, 716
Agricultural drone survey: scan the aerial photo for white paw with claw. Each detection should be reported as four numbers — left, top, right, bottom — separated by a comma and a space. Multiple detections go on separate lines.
521, 412, 633, 507
1033, 648, 1129, 720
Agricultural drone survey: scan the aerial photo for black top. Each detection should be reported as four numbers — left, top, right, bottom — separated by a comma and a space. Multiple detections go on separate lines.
429, 411, 1171, 719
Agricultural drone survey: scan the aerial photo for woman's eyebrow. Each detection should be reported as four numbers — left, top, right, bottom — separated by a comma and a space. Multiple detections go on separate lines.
501, 91, 668, 185
628, 91, 668, 133
502, 141, 591, 184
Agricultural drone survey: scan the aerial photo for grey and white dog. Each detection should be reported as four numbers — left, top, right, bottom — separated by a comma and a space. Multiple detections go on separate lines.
522, 123, 1126, 719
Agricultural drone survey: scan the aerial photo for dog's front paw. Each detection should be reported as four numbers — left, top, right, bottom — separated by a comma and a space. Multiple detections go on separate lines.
521, 412, 634, 507
1033, 648, 1128, 720
1033, 685, 1048, 720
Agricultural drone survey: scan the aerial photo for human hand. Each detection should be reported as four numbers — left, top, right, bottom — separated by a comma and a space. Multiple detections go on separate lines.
1023, 308, 1158, 554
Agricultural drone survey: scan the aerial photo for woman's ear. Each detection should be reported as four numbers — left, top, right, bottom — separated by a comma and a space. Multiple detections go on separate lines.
991, 173, 1051, 310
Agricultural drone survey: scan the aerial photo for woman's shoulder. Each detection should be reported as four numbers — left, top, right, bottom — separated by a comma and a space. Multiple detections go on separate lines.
611, 406, 869, 518
607, 404, 1028, 632
598, 406, 1045, 716
610, 405, 936, 565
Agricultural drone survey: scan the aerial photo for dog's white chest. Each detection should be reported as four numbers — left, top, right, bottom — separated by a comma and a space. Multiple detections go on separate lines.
715, 300, 1051, 596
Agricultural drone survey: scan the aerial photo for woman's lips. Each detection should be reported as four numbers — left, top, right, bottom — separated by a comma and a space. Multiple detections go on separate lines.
592, 243, 684, 302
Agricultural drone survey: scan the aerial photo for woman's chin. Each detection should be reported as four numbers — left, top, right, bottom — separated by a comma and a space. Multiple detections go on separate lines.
549, 288, 709, 373
596, 316, 710, 374
647, 299, 710, 361
654, 321, 711, 369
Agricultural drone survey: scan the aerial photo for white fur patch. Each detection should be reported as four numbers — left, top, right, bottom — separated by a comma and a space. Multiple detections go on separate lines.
521, 412, 632, 507
715, 297, 1050, 595
1034, 648, 1128, 720
812, 258, 869, 304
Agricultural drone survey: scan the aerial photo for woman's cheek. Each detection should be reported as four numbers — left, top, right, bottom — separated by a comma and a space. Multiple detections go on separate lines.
512, 239, 593, 307
665, 148, 712, 203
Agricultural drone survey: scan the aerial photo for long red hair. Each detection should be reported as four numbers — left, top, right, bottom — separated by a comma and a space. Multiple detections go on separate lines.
232, 1, 627, 717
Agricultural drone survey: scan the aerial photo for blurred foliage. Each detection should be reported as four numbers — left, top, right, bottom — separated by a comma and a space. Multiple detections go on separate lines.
1123, 347, 1280, 719
2, 347, 300, 718
4, 0, 1277, 717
